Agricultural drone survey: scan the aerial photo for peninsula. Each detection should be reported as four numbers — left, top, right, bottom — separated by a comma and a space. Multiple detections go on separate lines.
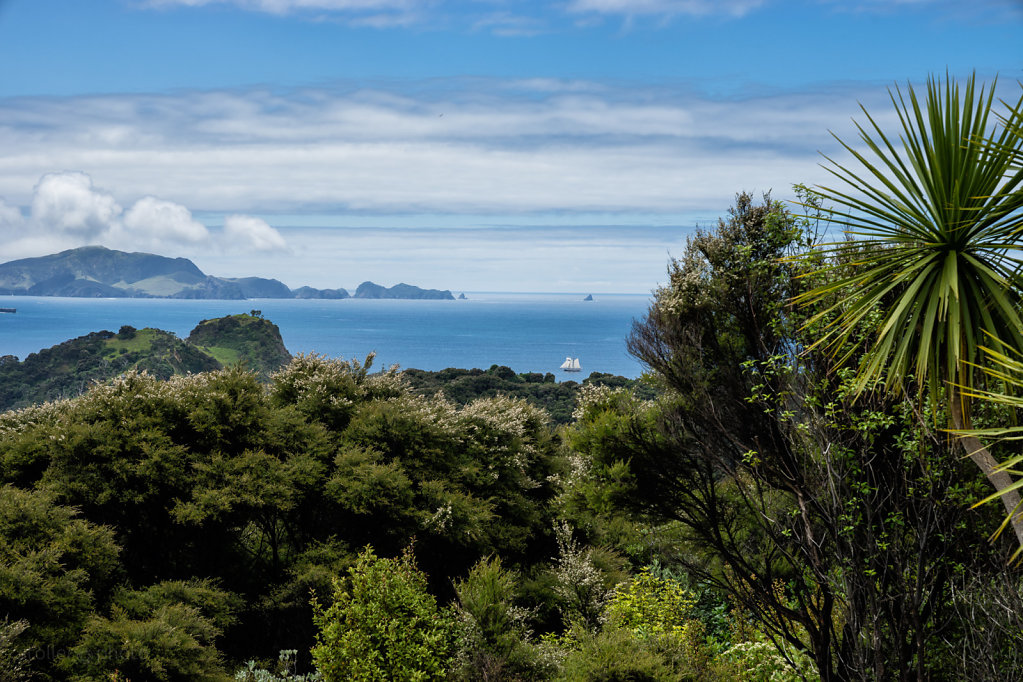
0, 246, 454, 300
0, 312, 291, 411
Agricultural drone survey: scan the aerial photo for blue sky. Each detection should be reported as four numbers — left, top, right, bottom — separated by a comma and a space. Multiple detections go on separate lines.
1, 0, 1021, 292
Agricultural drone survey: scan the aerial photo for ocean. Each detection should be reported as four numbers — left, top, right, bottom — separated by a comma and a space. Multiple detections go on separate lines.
0, 293, 654, 379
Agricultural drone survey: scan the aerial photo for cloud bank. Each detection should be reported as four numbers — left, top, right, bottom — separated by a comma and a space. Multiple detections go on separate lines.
0, 79, 889, 222
141, 0, 1012, 28
0, 77, 921, 290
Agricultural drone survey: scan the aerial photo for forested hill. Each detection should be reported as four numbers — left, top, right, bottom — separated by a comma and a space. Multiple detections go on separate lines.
0, 313, 291, 411
0, 246, 450, 300
186, 313, 292, 376
0, 246, 245, 299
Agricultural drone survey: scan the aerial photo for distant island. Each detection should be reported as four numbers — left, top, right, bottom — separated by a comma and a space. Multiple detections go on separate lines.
0, 246, 455, 300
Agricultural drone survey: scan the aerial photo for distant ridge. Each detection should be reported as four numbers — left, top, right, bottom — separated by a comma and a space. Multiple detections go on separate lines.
0, 246, 450, 301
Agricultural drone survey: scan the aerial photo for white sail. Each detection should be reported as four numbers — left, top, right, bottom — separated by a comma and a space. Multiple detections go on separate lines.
560, 357, 574, 369
562, 357, 581, 372
571, 358, 581, 370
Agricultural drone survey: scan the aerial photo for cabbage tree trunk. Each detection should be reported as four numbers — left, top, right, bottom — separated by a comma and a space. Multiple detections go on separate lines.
951, 388, 1023, 550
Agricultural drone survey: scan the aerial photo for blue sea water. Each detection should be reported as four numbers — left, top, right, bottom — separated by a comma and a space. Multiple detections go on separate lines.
0, 293, 653, 378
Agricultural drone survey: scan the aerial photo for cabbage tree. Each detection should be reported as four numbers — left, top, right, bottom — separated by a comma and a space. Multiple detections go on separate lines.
795, 74, 1023, 548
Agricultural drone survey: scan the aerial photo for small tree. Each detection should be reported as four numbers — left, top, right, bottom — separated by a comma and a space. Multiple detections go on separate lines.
793, 74, 1023, 548
620, 192, 1006, 679
310, 546, 456, 682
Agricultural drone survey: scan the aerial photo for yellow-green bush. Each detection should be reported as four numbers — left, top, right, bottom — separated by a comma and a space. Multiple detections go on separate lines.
310, 546, 456, 682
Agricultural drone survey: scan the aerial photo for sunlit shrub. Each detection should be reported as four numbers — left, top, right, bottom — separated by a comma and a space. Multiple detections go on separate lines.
310, 546, 456, 681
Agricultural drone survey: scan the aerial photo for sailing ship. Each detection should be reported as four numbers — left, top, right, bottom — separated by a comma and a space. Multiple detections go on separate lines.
560, 357, 581, 372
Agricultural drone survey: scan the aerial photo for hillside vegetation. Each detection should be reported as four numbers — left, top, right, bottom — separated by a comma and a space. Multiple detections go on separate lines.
187, 312, 293, 376
403, 365, 655, 424
0, 313, 291, 411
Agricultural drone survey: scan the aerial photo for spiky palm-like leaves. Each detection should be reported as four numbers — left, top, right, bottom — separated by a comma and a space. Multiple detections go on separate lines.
798, 74, 1023, 401
796, 74, 1023, 549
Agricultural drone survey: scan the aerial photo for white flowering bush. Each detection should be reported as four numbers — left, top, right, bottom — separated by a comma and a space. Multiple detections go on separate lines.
720, 636, 818, 682
550, 522, 623, 630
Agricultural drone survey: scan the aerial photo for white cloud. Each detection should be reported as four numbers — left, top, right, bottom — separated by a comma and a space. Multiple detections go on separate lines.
0, 77, 930, 290
566, 0, 765, 18
471, 12, 548, 37
144, 0, 430, 26
30, 172, 122, 237
148, 0, 420, 11
0, 188, 91, 262
222, 214, 289, 252
120, 196, 212, 246
0, 172, 290, 263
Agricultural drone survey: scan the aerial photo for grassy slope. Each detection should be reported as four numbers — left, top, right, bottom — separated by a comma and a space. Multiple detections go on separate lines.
0, 315, 293, 411
186, 314, 292, 377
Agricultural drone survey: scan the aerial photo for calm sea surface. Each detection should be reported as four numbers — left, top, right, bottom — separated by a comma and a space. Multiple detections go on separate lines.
0, 293, 653, 379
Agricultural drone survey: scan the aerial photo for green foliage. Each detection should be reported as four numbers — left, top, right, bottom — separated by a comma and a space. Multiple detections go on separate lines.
452, 556, 544, 681
60, 579, 239, 680
619, 188, 1015, 680
795, 74, 1023, 402
268, 352, 391, 432
793, 73, 1023, 559
63, 602, 231, 682
559, 383, 671, 560
0, 349, 570, 679
235, 650, 322, 681
0, 485, 121, 657
549, 523, 626, 631
402, 366, 655, 425
111, 579, 241, 633
310, 546, 456, 682
718, 636, 817, 682
554, 626, 677, 682
606, 568, 696, 639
